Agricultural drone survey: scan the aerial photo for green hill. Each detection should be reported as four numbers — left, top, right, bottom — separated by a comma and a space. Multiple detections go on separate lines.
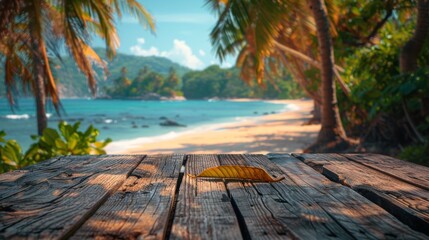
0, 49, 190, 98
55, 48, 190, 97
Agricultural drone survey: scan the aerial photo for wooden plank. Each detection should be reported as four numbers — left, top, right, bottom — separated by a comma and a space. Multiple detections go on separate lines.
0, 157, 64, 183
342, 153, 429, 191
269, 153, 427, 239
170, 154, 242, 240
71, 154, 184, 240
0, 156, 89, 201
0, 155, 144, 239
295, 153, 429, 236
218, 154, 354, 239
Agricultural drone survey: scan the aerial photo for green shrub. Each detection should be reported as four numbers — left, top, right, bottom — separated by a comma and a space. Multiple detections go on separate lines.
398, 142, 429, 167
0, 131, 26, 172
0, 121, 111, 173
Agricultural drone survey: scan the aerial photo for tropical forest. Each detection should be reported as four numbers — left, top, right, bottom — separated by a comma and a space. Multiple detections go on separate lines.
0, 0, 428, 170
2, 1, 429, 239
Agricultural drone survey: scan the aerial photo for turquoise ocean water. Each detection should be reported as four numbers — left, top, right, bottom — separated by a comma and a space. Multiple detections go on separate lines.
0, 98, 290, 150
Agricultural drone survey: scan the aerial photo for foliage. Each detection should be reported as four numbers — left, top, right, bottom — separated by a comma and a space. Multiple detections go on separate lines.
0, 53, 191, 99
59, 50, 190, 97
2, 0, 428, 163
105, 67, 182, 98
339, 15, 429, 158
104, 64, 304, 100
333, 0, 414, 56
182, 65, 305, 99
206, 0, 311, 84
398, 142, 429, 167
0, 0, 154, 108
343, 21, 429, 124
344, 23, 415, 119
182, 65, 227, 99
204, 0, 428, 156
0, 122, 111, 173
0, 131, 25, 173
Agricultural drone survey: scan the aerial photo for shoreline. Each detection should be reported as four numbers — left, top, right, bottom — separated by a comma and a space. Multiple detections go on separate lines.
106, 99, 320, 154
105, 99, 293, 153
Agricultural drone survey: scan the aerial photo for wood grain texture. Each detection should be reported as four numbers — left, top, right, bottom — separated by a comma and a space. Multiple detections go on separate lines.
0, 155, 144, 239
342, 153, 429, 191
170, 154, 242, 240
219, 154, 353, 239
296, 153, 429, 236
0, 156, 86, 201
72, 154, 184, 240
1, 153, 428, 240
269, 153, 427, 239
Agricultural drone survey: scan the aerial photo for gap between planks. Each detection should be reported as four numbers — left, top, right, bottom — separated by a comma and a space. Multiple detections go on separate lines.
341, 153, 429, 192
293, 153, 429, 237
0, 155, 146, 240
62, 155, 147, 239
219, 154, 353, 239
267, 153, 426, 239
170, 154, 243, 240
216, 155, 252, 240
70, 154, 186, 240
163, 155, 188, 240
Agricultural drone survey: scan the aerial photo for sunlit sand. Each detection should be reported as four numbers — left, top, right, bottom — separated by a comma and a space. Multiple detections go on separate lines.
107, 99, 319, 154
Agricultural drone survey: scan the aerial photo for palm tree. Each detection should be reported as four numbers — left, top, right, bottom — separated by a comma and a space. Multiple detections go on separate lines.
208, 0, 350, 150
399, 0, 429, 143
400, 0, 428, 73
209, 0, 323, 122
0, 0, 154, 135
306, 0, 347, 147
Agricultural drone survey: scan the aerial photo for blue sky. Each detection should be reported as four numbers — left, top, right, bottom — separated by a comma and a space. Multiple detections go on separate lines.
92, 0, 234, 70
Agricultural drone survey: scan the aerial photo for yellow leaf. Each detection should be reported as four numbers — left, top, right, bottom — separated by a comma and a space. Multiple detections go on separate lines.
189, 165, 284, 182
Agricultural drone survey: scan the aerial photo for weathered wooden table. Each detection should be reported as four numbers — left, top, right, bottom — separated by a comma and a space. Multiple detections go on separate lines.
0, 153, 428, 239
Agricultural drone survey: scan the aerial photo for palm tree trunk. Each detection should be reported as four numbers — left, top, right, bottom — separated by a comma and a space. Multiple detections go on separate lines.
400, 0, 429, 73
308, 0, 347, 143
313, 99, 321, 122
400, 0, 429, 143
29, 0, 47, 136
31, 40, 47, 136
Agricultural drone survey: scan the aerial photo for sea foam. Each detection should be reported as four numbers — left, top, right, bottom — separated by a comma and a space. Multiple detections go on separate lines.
5, 114, 30, 119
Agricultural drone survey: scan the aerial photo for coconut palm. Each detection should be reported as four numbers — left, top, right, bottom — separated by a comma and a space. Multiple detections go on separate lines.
400, 0, 428, 73
207, 0, 350, 150
399, 0, 429, 143
209, 0, 324, 123
0, 0, 154, 135
306, 0, 348, 147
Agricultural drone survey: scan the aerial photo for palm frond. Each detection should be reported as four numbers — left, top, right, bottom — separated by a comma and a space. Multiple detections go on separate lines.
111, 0, 155, 32
0, 0, 154, 115
208, 0, 312, 84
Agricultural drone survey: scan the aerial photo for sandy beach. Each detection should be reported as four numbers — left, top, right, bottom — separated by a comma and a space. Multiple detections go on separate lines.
107, 99, 320, 154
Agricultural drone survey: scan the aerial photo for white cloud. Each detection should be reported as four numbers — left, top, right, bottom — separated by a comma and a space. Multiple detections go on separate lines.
160, 39, 204, 69
130, 45, 160, 56
199, 49, 206, 56
137, 38, 145, 44
130, 39, 204, 69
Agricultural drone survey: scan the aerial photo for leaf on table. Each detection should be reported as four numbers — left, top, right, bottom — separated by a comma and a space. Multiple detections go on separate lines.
189, 165, 284, 182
